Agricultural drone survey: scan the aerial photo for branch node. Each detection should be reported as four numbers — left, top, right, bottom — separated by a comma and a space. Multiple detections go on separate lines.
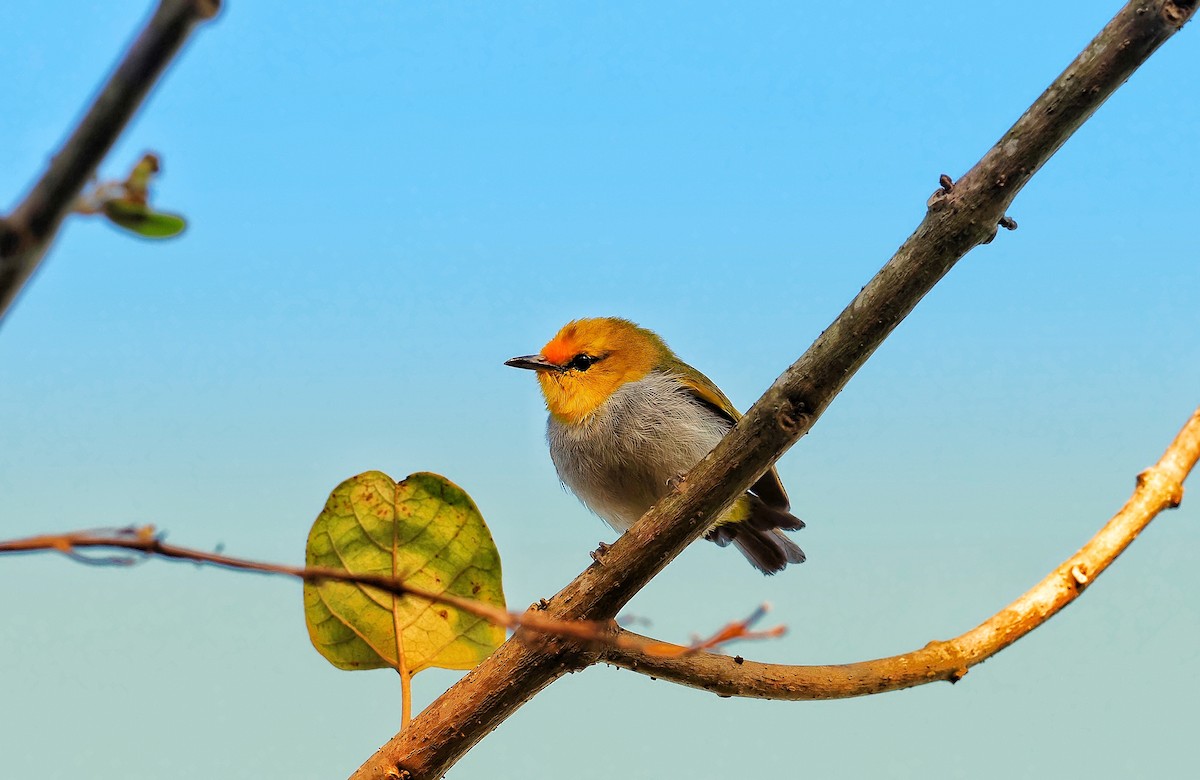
776, 400, 811, 436
928, 174, 958, 210
1163, 2, 1193, 26
998, 215, 1018, 231
191, 0, 224, 20
1136, 467, 1184, 508
589, 540, 611, 564
948, 667, 969, 684
1070, 564, 1089, 586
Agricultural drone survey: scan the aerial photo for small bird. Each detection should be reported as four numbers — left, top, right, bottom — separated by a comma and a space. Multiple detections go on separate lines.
506, 317, 805, 574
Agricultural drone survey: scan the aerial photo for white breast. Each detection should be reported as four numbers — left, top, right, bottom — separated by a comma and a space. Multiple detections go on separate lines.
546, 371, 731, 531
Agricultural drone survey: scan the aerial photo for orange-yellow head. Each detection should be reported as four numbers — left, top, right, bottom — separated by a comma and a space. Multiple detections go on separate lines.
505, 317, 670, 425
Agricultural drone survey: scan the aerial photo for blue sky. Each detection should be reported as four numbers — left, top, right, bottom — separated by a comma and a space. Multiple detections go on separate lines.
2, 2, 1198, 778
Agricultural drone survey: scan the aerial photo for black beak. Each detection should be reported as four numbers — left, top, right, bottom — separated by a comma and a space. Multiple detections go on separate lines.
504, 354, 564, 372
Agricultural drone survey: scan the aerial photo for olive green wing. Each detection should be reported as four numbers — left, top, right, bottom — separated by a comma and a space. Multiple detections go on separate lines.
668, 357, 791, 510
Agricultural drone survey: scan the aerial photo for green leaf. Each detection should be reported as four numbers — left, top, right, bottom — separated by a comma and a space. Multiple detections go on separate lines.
102, 199, 187, 239
303, 471, 507, 675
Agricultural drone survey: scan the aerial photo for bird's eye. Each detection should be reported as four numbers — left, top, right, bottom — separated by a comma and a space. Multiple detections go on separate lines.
567, 353, 596, 371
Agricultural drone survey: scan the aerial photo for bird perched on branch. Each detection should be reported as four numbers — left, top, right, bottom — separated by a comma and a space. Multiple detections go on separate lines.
506, 317, 805, 574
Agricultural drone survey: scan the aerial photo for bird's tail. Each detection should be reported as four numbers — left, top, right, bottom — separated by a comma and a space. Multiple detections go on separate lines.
705, 498, 805, 575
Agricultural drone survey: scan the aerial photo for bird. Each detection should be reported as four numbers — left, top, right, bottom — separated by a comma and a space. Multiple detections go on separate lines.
505, 316, 805, 574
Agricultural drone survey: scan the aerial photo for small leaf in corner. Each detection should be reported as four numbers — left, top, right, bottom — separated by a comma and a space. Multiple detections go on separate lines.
102, 199, 187, 239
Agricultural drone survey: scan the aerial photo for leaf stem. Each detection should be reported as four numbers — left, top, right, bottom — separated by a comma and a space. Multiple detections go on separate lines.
393, 521, 412, 731
397, 652, 413, 731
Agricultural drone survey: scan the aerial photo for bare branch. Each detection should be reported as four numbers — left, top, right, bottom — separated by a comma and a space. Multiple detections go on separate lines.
0, 0, 220, 321
352, 4, 1198, 777
604, 406, 1200, 697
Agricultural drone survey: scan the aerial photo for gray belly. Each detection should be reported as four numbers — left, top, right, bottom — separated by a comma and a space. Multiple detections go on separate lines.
546, 372, 729, 531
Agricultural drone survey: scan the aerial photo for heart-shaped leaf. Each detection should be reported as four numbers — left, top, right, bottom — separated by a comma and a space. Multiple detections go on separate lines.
303, 471, 506, 676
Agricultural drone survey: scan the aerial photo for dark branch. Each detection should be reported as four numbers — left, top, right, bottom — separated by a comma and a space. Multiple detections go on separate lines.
351, 3, 1198, 778
0, 0, 221, 321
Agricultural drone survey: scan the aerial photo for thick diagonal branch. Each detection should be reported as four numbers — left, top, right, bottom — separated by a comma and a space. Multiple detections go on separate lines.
604, 407, 1200, 697
352, 3, 1197, 778
0, 0, 220, 321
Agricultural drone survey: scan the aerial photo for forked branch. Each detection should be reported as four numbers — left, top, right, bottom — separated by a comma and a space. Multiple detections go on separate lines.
353, 4, 1198, 778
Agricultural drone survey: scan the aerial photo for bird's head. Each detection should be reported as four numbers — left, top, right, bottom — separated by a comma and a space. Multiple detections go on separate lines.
505, 317, 668, 425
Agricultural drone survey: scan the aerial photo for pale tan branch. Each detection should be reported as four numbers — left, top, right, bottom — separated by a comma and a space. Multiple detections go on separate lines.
603, 407, 1200, 698
352, 4, 1198, 777
0, 0, 220, 321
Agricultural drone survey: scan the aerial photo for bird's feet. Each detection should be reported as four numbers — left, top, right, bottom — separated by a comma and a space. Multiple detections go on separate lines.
666, 474, 688, 493
590, 540, 612, 563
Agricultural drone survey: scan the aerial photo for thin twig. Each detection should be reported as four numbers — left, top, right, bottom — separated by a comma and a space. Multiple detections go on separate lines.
604, 406, 1200, 697
632, 603, 786, 659
0, 0, 221, 321
353, 4, 1199, 778
0, 527, 778, 659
